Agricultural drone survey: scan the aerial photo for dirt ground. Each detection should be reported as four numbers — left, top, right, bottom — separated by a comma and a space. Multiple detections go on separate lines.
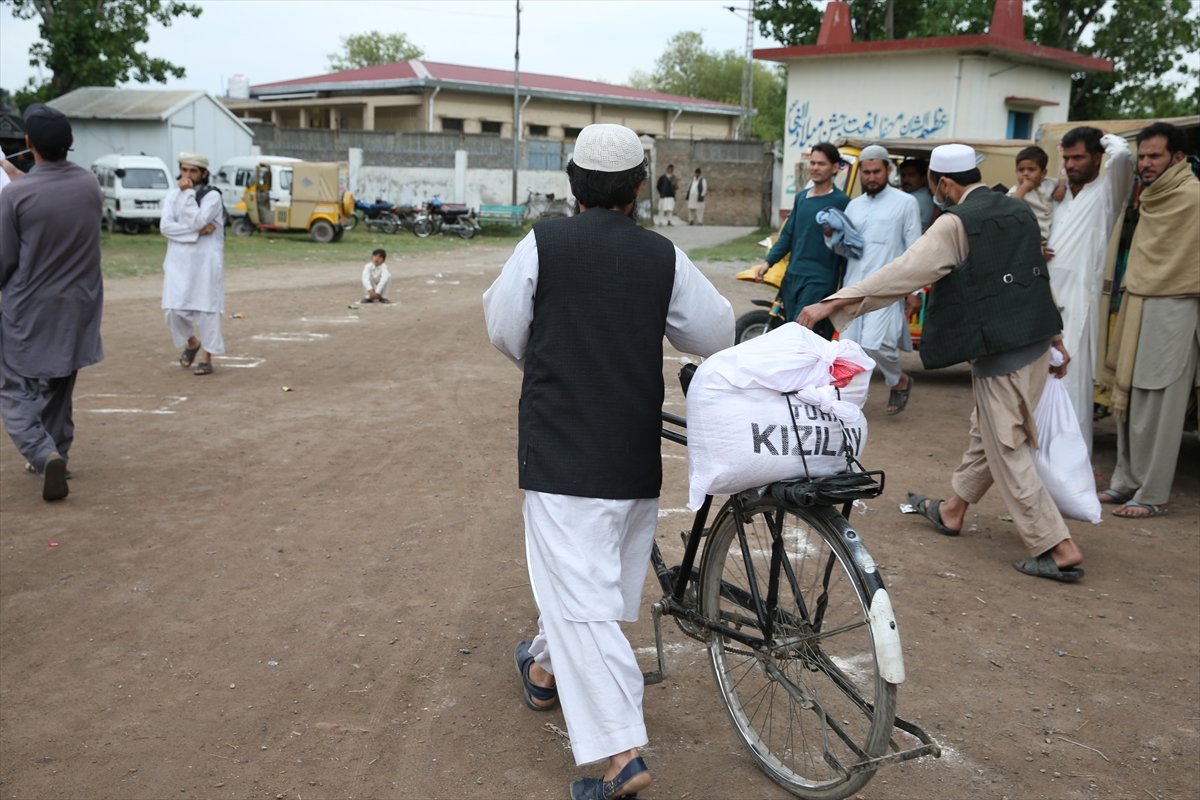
1, 228, 1197, 800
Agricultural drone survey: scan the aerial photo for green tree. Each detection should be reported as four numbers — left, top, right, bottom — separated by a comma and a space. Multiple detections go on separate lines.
628, 31, 788, 140
751, 0, 1199, 119
327, 31, 424, 72
4, 0, 202, 108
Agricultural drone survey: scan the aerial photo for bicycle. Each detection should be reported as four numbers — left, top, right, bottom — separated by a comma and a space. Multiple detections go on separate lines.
522, 189, 574, 220
644, 367, 940, 799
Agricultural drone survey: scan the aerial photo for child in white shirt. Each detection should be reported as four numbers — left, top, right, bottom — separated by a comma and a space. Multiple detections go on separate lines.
1007, 145, 1061, 242
361, 248, 392, 303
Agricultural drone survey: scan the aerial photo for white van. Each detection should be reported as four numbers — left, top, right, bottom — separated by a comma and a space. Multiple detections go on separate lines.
214, 155, 301, 218
91, 154, 172, 234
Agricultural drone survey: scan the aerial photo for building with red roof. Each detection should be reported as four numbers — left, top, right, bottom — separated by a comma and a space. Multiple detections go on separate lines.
755, 0, 1112, 198
222, 59, 742, 141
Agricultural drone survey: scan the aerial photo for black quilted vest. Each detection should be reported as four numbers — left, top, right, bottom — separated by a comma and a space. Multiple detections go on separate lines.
920, 188, 1063, 369
518, 210, 677, 499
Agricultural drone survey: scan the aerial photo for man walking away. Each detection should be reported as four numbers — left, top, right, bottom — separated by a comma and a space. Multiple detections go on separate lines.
1045, 126, 1134, 455
800, 143, 1085, 583
655, 163, 677, 226
832, 145, 921, 415
483, 123, 733, 800
1098, 122, 1200, 519
0, 104, 104, 501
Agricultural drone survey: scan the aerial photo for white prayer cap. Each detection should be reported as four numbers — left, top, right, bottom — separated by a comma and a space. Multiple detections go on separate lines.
929, 144, 976, 173
178, 151, 209, 169
859, 144, 890, 162
571, 124, 645, 172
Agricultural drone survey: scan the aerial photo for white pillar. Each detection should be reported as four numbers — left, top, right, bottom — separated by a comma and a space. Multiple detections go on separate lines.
348, 147, 363, 197
454, 150, 468, 204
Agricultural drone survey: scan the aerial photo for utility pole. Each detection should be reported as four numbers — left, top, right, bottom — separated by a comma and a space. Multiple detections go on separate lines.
726, 4, 755, 140
512, 1, 521, 205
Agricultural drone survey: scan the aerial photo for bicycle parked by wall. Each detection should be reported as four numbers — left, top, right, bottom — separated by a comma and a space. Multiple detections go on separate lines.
522, 189, 574, 220
644, 366, 940, 798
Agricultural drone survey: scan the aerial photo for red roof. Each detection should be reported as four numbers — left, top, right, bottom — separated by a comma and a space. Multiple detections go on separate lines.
251, 59, 740, 112
754, 34, 1111, 73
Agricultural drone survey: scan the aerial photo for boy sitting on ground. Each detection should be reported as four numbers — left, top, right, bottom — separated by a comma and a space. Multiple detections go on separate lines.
361, 248, 392, 303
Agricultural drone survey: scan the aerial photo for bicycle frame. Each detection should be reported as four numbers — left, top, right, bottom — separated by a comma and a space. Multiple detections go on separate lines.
648, 409, 940, 779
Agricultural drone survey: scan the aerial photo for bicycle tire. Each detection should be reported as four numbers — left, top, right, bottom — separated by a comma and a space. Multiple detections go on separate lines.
698, 498, 897, 799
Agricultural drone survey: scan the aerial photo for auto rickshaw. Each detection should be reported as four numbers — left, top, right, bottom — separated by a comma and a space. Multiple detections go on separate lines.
242, 160, 355, 243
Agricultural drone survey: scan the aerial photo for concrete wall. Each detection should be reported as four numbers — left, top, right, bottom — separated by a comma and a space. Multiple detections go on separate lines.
650, 139, 774, 227
775, 50, 1072, 200
247, 124, 769, 225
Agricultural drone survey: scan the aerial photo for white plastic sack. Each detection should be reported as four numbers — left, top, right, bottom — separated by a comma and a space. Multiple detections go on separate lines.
1033, 350, 1101, 523
686, 323, 876, 510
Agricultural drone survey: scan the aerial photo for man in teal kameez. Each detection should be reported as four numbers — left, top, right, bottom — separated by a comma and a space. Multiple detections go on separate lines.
755, 141, 849, 339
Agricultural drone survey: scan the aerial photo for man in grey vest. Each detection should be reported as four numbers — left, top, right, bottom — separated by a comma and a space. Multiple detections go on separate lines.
484, 123, 733, 799
800, 143, 1086, 583
0, 104, 104, 502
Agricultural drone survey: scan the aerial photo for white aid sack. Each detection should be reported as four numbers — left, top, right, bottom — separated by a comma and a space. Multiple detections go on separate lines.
1033, 349, 1101, 523
685, 323, 875, 510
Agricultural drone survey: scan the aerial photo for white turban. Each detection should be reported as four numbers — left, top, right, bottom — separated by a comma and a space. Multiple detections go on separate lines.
178, 151, 209, 169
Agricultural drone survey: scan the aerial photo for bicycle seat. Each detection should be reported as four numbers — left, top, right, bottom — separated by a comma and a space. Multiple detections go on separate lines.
679, 363, 697, 396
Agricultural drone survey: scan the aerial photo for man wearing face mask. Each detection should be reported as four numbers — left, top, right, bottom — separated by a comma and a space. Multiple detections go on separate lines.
828, 145, 921, 415
1044, 126, 1134, 456
799, 143, 1086, 584
483, 123, 733, 800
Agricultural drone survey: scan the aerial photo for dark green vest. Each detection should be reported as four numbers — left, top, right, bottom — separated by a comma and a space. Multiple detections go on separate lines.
919, 188, 1063, 370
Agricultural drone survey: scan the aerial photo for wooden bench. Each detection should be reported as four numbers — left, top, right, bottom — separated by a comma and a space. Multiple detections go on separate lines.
478, 203, 526, 228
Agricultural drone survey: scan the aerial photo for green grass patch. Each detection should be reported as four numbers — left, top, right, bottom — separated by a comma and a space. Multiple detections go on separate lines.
687, 227, 775, 262
100, 223, 527, 279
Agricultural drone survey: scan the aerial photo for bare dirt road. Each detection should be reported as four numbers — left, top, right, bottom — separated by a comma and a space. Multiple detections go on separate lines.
2, 230, 1197, 800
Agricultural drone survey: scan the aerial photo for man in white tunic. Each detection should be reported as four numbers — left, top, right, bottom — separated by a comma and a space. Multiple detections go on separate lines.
160, 152, 224, 375
483, 124, 732, 800
1045, 127, 1134, 453
831, 145, 921, 415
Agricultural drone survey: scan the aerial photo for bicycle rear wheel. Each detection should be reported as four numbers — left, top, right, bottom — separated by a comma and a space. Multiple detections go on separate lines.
698, 498, 896, 799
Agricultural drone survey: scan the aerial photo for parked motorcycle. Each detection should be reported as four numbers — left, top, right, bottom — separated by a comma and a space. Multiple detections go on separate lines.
413, 196, 481, 239
734, 260, 787, 343
344, 198, 400, 234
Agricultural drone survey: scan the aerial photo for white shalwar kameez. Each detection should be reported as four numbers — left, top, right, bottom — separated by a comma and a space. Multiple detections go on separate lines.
834, 184, 921, 387
483, 231, 733, 765
361, 261, 392, 300
1046, 134, 1134, 453
160, 185, 226, 354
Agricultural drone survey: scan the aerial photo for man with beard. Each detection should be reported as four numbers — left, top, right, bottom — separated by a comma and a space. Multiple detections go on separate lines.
483, 123, 733, 800
1097, 122, 1199, 519
160, 152, 225, 376
0, 104, 104, 501
799, 143, 1084, 583
833, 145, 921, 415
1044, 126, 1134, 454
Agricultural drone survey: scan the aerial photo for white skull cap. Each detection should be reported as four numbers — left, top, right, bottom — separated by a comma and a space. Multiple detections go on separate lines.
858, 144, 890, 162
929, 144, 976, 173
178, 151, 209, 169
571, 124, 645, 172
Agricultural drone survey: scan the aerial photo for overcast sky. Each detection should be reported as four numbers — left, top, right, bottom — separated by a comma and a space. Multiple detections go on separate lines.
0, 0, 797, 98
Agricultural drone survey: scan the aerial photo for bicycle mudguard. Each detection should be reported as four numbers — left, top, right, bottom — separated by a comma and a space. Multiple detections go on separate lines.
867, 588, 906, 685
825, 508, 907, 686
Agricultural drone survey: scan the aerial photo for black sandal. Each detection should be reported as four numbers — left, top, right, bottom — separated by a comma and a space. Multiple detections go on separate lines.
193, 361, 213, 376
887, 377, 913, 415
179, 344, 201, 368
